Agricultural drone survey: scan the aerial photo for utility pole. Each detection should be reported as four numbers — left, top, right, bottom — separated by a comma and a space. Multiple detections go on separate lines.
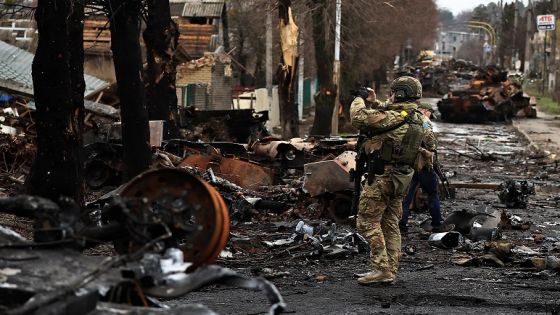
552, 0, 558, 96
331, 0, 341, 136
513, 0, 519, 69
524, 0, 533, 75
298, 36, 304, 120
498, 0, 504, 66
543, 32, 547, 94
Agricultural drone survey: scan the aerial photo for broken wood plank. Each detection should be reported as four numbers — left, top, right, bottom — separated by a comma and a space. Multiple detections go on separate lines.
447, 183, 501, 190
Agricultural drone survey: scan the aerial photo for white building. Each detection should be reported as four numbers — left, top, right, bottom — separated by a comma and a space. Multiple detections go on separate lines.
436, 30, 485, 58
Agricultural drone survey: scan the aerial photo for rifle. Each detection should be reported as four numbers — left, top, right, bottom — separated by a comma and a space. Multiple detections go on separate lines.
433, 154, 451, 198
349, 134, 367, 216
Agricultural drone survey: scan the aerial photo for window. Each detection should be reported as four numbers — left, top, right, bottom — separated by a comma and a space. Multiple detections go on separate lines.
188, 17, 209, 25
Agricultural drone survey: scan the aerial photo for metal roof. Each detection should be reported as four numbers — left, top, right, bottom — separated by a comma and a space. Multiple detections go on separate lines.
0, 40, 109, 98
170, 2, 186, 17
182, 0, 225, 18
84, 5, 106, 17
0, 1, 34, 20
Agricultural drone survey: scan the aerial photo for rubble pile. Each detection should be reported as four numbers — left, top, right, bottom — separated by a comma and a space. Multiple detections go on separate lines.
180, 108, 270, 143
0, 134, 34, 192
498, 179, 536, 208
0, 189, 286, 314
218, 219, 369, 273
410, 206, 560, 272
0, 101, 35, 136
180, 116, 234, 142
0, 101, 37, 194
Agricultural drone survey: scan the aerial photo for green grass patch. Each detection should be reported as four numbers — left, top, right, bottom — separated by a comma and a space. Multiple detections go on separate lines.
524, 83, 560, 115
534, 94, 560, 114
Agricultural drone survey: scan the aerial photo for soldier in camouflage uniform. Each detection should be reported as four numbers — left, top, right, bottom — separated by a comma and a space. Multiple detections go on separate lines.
350, 76, 425, 284
400, 103, 451, 233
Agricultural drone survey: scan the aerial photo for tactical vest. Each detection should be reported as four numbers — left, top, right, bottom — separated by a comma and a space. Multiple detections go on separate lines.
364, 108, 424, 167
394, 115, 424, 165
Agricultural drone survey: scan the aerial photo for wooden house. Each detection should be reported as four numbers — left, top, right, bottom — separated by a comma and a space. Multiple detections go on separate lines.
170, 0, 228, 59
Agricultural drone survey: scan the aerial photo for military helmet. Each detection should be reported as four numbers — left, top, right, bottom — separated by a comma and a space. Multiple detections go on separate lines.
390, 76, 422, 100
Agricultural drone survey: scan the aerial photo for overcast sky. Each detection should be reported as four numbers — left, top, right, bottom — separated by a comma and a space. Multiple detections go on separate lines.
436, 0, 526, 16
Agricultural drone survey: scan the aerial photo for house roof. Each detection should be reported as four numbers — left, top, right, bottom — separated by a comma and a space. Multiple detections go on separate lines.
170, 1, 187, 16
0, 40, 109, 98
169, 0, 226, 18
84, 5, 106, 17
183, 0, 225, 18
0, 1, 34, 20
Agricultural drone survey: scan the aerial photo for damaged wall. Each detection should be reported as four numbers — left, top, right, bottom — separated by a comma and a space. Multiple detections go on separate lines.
176, 52, 232, 110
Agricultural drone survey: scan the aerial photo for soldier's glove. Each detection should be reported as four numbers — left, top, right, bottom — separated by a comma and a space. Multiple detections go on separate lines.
356, 87, 369, 100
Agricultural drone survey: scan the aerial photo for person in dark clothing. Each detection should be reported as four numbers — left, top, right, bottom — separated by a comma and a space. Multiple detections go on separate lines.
399, 103, 452, 233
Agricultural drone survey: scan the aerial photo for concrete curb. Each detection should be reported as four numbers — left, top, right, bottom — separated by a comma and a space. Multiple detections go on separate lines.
511, 119, 540, 152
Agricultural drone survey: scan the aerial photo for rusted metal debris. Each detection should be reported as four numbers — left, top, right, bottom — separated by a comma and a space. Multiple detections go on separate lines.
0, 168, 286, 314
251, 137, 316, 169
180, 147, 275, 190
159, 136, 358, 195
78, 103, 364, 199
114, 168, 230, 270
303, 151, 356, 198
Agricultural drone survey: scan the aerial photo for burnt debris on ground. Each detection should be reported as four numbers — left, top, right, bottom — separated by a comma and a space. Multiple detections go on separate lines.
1, 87, 560, 313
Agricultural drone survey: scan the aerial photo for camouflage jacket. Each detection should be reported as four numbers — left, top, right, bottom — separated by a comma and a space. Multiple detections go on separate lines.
350, 97, 424, 162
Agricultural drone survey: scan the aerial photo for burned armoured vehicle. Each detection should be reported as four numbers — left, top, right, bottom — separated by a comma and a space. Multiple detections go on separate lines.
437, 66, 536, 123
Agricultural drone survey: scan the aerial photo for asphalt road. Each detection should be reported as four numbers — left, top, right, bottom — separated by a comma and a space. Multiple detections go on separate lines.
166, 102, 560, 314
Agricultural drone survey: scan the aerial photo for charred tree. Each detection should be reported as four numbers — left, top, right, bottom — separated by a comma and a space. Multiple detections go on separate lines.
143, 0, 180, 139
108, 0, 151, 179
69, 1, 86, 203
27, 0, 84, 205
309, 0, 335, 136
277, 0, 299, 139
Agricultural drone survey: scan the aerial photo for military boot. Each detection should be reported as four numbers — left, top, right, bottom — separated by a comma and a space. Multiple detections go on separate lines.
357, 270, 395, 285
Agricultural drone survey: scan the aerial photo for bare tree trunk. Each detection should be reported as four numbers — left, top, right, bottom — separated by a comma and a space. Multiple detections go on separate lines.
143, 0, 180, 139
27, 0, 84, 204
108, 0, 151, 179
277, 0, 299, 139
309, 0, 335, 136
69, 0, 85, 204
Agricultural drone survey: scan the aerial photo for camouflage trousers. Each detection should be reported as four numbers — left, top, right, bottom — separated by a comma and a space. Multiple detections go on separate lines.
357, 166, 414, 274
